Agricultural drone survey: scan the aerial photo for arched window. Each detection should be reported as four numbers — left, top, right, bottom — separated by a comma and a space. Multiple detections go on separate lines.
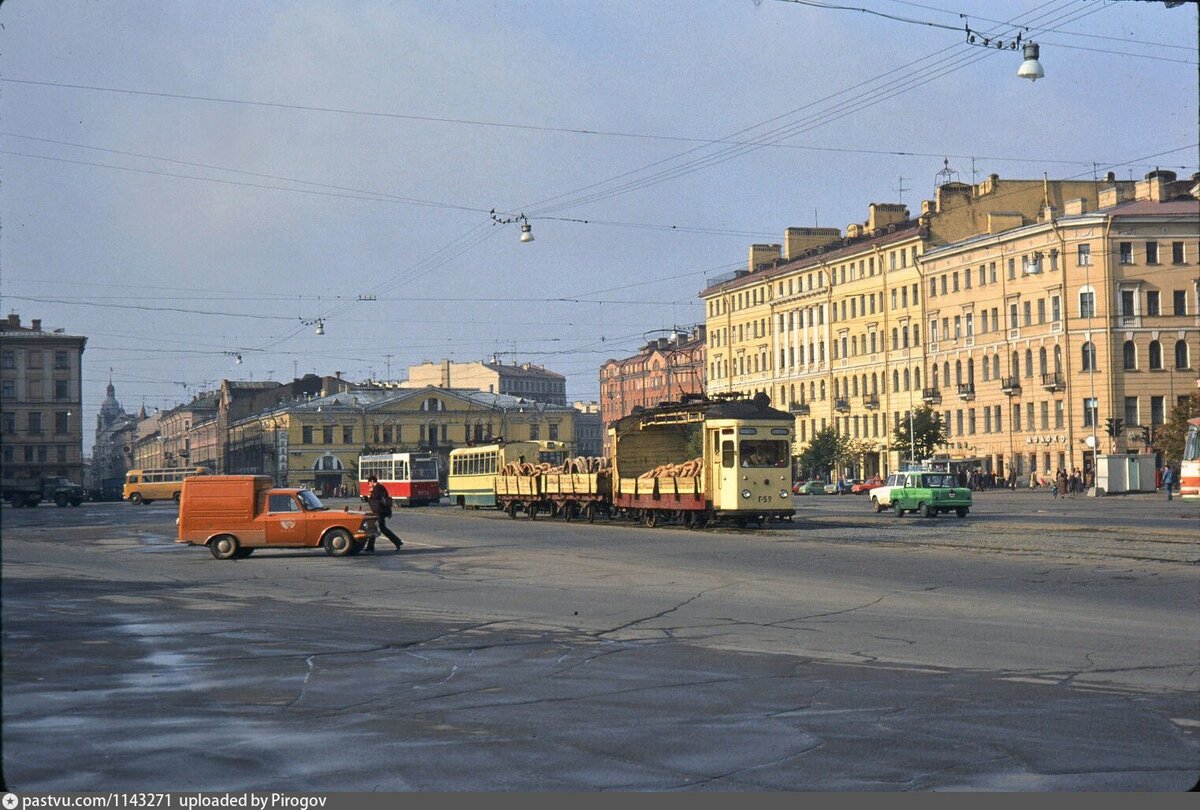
1012, 351, 1020, 378
892, 370, 900, 392
1123, 341, 1137, 370
943, 361, 951, 387
932, 366, 939, 388
955, 360, 962, 386
903, 368, 911, 391
992, 353, 1001, 379
1038, 347, 1047, 376
914, 366, 921, 389
1176, 340, 1190, 369
819, 380, 826, 400
1149, 340, 1162, 370
1053, 344, 1063, 373
1081, 341, 1096, 372
967, 358, 975, 385
1024, 349, 1034, 378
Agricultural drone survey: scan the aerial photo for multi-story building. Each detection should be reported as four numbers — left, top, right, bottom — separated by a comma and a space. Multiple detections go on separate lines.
700, 174, 1129, 478
229, 385, 579, 494
599, 325, 706, 453
571, 401, 602, 458
89, 378, 138, 492
919, 169, 1199, 480
406, 359, 567, 405
0, 314, 87, 485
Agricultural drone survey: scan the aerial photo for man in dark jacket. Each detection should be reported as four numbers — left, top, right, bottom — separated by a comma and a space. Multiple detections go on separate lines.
366, 474, 403, 552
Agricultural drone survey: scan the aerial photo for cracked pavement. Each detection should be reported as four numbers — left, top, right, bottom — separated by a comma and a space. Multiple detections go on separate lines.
2, 493, 1197, 791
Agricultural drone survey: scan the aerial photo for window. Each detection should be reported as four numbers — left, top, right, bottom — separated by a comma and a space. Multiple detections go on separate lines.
28, 412, 42, 434
1013, 403, 1022, 431
1037, 299, 1046, 324
55, 411, 69, 434
1079, 288, 1096, 318
1009, 304, 1019, 330
964, 270, 971, 289
54, 351, 69, 369
1123, 340, 1137, 370
302, 426, 313, 444
1077, 244, 1091, 266
54, 380, 68, 400
1, 413, 14, 434
1, 380, 14, 400
1119, 242, 1133, 264
952, 273, 959, 293
1040, 401, 1049, 430
1051, 295, 1061, 323
1023, 301, 1032, 327
1, 351, 14, 369
1054, 400, 1064, 429
1008, 258, 1016, 280
1176, 340, 1191, 369
342, 426, 354, 444
1146, 290, 1160, 316
1172, 242, 1185, 264
1151, 396, 1165, 426
549, 423, 559, 440
929, 277, 937, 297
1145, 241, 1159, 264
1124, 397, 1139, 428
1148, 340, 1162, 370
529, 423, 540, 440
1120, 290, 1136, 318
322, 426, 334, 444
1081, 341, 1096, 372
1174, 290, 1188, 315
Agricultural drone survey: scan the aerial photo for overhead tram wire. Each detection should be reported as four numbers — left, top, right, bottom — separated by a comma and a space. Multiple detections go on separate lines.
517, 0, 1101, 218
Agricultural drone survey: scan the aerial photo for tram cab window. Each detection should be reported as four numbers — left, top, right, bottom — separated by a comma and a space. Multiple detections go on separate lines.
721, 440, 736, 468
739, 440, 788, 467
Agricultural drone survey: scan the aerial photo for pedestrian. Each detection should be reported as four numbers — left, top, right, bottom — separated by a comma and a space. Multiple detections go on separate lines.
1029, 469, 1037, 490
1161, 465, 1175, 502
365, 474, 403, 552
1055, 467, 1068, 499
1007, 468, 1016, 490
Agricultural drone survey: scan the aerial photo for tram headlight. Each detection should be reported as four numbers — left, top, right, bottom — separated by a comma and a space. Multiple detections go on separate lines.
780, 489, 789, 499
741, 489, 751, 499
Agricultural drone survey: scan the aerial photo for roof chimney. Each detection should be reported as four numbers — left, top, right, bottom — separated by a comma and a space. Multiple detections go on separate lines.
31, 319, 41, 332
440, 360, 451, 388
748, 243, 782, 274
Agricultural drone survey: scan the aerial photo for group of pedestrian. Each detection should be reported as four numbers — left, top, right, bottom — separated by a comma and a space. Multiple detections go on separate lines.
1047, 467, 1087, 498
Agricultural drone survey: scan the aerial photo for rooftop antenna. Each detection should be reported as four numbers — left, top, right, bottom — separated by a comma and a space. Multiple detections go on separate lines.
894, 176, 908, 206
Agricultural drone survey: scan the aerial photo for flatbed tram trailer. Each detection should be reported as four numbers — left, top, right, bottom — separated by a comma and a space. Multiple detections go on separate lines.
610, 393, 795, 528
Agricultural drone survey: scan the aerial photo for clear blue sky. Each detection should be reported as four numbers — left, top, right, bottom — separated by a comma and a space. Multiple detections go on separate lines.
2, 1, 1195, 450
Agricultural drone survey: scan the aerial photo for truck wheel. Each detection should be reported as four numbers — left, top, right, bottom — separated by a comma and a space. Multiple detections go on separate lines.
210, 535, 240, 560
506, 501, 520, 519
70, 498, 83, 507
129, 493, 143, 505
26, 496, 41, 507
562, 501, 575, 521
923, 503, 937, 518
893, 501, 904, 517
323, 528, 355, 557
526, 503, 538, 520
644, 510, 658, 528
956, 507, 969, 518
584, 502, 597, 523
55, 493, 69, 507
872, 497, 884, 513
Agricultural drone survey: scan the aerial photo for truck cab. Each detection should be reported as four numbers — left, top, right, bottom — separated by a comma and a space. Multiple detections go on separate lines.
177, 475, 378, 559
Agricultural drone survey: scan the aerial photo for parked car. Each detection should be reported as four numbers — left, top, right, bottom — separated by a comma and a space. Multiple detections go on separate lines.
889, 471, 973, 518
791, 480, 808, 494
868, 473, 906, 512
797, 480, 828, 495
851, 476, 884, 495
177, 475, 379, 559
824, 482, 840, 494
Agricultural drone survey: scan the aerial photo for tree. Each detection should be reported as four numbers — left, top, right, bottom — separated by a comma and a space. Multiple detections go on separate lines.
837, 437, 876, 474
890, 406, 948, 463
798, 426, 844, 479
1158, 394, 1199, 467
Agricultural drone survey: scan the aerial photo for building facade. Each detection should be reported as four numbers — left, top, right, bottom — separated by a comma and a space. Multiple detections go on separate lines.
229, 385, 579, 495
599, 325, 706, 453
919, 170, 1199, 480
0, 314, 87, 485
406, 360, 567, 405
571, 401, 603, 458
698, 174, 1149, 478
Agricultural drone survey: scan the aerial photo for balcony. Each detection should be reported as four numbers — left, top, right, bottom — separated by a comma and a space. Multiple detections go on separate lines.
789, 402, 811, 416
921, 388, 942, 405
957, 383, 976, 402
1041, 372, 1065, 392
1000, 376, 1022, 396
863, 393, 880, 410
834, 398, 851, 413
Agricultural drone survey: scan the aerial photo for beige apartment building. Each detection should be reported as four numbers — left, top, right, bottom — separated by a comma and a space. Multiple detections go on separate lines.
0, 314, 87, 485
698, 173, 1182, 478
920, 170, 1199, 480
406, 359, 567, 405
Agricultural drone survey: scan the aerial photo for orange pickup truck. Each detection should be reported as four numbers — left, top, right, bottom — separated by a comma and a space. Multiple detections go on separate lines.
177, 475, 379, 559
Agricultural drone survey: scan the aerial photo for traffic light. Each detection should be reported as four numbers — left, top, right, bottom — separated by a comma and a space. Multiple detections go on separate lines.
1105, 417, 1124, 437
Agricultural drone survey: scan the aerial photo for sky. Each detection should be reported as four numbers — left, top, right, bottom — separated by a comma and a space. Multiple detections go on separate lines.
1, 0, 1196, 452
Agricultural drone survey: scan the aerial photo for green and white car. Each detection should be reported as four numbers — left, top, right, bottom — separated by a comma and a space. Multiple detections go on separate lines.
890, 471, 972, 518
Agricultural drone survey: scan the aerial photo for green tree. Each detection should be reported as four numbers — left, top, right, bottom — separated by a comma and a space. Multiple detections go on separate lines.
798, 426, 844, 479
837, 437, 876, 474
1158, 394, 1200, 467
890, 406, 948, 463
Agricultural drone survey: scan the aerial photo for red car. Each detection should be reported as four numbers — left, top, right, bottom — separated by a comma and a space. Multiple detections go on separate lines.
850, 476, 884, 495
